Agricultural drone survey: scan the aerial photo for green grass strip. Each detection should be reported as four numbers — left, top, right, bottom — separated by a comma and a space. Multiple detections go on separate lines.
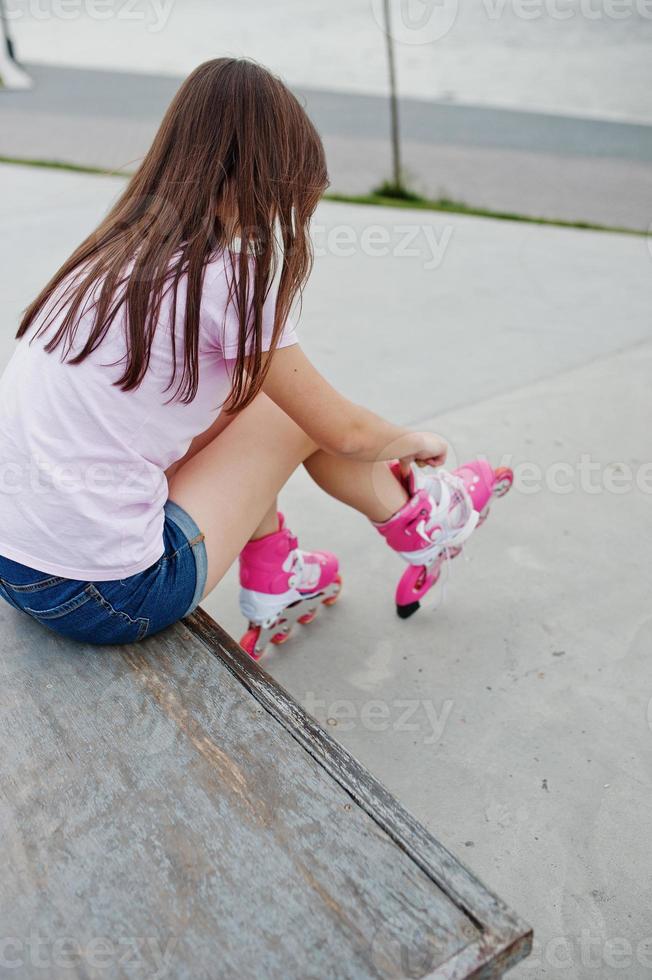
0, 155, 135, 177
326, 191, 647, 237
0, 154, 646, 237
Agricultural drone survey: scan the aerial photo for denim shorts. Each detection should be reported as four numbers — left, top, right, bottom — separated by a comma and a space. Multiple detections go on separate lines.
0, 500, 208, 645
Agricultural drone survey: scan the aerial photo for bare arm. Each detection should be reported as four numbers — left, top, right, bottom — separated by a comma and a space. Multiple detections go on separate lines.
262, 344, 447, 468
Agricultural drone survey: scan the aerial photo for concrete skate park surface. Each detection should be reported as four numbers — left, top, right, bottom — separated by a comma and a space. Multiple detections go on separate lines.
2, 162, 652, 978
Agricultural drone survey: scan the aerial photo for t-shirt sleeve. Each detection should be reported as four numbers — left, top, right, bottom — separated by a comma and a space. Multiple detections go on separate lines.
202, 253, 298, 359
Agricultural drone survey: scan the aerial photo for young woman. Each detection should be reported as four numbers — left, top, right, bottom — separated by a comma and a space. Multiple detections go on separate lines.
0, 59, 505, 658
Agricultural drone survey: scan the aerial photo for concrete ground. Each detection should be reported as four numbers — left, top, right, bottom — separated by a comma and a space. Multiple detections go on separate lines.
2, 162, 652, 978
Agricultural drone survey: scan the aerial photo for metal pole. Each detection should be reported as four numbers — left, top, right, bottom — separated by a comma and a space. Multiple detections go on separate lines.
0, 0, 32, 88
0, 0, 15, 61
382, 0, 402, 191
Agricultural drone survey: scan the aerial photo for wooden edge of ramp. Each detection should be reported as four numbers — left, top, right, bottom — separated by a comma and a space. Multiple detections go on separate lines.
186, 607, 533, 980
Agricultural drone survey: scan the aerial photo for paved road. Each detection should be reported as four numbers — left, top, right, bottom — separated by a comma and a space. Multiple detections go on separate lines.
2, 161, 651, 978
1, 63, 652, 229
9, 0, 652, 123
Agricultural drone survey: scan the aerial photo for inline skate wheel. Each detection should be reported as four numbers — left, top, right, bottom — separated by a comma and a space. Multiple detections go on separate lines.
395, 564, 440, 619
298, 610, 317, 625
322, 573, 343, 606
271, 627, 291, 645
493, 467, 514, 497
240, 627, 263, 660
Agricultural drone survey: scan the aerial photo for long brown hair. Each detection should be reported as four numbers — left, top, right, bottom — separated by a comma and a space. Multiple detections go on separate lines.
17, 58, 328, 410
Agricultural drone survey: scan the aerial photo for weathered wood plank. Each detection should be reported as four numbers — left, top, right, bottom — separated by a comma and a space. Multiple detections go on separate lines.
0, 602, 531, 979
187, 608, 533, 979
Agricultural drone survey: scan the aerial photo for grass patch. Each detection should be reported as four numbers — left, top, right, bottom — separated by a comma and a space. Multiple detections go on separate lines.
372, 180, 423, 203
0, 155, 135, 177
325, 190, 646, 237
0, 154, 645, 237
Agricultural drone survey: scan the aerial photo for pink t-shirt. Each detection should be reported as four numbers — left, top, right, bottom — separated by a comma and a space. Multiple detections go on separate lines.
0, 253, 297, 580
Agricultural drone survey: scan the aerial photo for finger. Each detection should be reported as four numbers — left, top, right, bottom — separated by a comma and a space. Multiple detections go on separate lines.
399, 458, 412, 478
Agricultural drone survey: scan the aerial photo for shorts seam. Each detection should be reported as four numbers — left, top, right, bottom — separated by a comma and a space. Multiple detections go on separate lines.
0, 581, 22, 611
86, 584, 150, 640
0, 574, 67, 593
184, 536, 207, 617
160, 540, 191, 564
164, 501, 208, 616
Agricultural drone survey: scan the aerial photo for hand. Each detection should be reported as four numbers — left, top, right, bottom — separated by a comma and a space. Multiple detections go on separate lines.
398, 431, 448, 478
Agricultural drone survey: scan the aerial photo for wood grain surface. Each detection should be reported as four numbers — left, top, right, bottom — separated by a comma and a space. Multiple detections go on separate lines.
0, 603, 531, 979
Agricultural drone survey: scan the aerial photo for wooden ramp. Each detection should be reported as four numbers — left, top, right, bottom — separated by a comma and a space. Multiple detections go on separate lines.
0, 603, 531, 979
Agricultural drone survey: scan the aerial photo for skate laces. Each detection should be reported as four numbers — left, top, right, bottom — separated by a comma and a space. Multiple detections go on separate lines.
423, 470, 474, 605
419, 473, 473, 607
428, 542, 470, 611
417, 469, 478, 551
284, 546, 321, 593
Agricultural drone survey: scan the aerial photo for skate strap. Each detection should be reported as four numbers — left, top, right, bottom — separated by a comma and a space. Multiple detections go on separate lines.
285, 547, 321, 592
417, 472, 478, 551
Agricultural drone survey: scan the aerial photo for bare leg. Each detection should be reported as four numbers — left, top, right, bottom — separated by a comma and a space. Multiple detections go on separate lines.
304, 452, 405, 524
248, 456, 404, 542
248, 457, 404, 540
167, 393, 406, 597
251, 499, 280, 539
168, 394, 314, 595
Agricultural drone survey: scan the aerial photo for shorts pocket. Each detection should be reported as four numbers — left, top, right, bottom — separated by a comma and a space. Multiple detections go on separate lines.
23, 589, 92, 620
21, 584, 149, 645
86, 585, 150, 642
0, 581, 21, 611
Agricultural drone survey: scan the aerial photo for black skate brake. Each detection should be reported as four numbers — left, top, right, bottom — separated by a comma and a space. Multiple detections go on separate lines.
397, 600, 420, 620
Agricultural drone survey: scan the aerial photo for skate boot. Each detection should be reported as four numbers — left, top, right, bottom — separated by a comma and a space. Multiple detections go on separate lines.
238, 514, 341, 660
375, 460, 513, 618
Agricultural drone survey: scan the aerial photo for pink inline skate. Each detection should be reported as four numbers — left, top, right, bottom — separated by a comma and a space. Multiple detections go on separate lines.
238, 513, 342, 660
375, 460, 513, 619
